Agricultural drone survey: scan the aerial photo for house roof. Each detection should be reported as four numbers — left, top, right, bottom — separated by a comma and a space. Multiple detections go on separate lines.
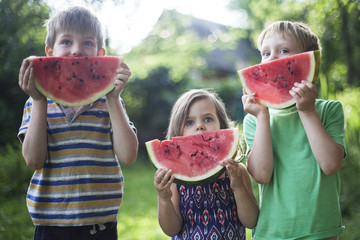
155, 9, 260, 75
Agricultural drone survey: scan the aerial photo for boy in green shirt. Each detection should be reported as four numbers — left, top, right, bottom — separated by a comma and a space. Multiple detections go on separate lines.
242, 21, 346, 239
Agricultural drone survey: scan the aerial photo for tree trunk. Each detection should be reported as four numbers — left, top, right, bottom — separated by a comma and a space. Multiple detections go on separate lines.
337, 0, 355, 85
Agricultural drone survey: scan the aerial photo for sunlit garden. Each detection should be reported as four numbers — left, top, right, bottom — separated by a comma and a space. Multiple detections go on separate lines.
1, 0, 360, 239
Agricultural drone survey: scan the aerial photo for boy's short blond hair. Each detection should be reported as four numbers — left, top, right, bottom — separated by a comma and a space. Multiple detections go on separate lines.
45, 6, 104, 49
257, 21, 321, 52
166, 89, 234, 139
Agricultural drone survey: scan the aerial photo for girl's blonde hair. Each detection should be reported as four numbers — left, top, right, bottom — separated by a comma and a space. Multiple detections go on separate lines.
44, 6, 104, 49
257, 21, 321, 52
166, 89, 234, 139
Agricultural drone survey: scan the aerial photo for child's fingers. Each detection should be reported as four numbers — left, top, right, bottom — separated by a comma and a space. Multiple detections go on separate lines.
19, 60, 30, 86
154, 168, 173, 185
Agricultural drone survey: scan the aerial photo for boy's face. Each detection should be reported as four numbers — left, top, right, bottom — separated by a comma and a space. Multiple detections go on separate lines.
260, 32, 303, 63
45, 30, 105, 57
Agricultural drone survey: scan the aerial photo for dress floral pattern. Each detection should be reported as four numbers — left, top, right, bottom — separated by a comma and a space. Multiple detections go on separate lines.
172, 172, 246, 240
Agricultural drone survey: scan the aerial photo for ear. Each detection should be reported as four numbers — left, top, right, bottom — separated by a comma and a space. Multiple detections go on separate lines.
45, 45, 53, 56
97, 48, 106, 56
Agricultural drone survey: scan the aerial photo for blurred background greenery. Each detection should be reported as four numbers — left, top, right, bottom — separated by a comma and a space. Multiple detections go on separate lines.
0, 0, 359, 239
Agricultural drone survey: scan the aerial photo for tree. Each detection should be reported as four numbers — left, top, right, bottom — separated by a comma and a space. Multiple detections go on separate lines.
0, 0, 50, 148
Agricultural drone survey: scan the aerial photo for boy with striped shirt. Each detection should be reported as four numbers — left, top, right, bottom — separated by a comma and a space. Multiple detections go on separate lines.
18, 6, 138, 240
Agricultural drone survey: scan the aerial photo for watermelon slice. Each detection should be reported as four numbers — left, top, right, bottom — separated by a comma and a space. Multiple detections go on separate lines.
238, 50, 321, 109
27, 56, 123, 107
146, 128, 239, 186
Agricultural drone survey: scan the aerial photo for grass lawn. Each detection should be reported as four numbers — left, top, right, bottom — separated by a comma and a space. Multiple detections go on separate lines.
1, 158, 358, 239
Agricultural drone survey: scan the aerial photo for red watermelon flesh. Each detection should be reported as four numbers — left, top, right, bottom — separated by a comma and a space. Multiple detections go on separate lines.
146, 128, 239, 186
28, 56, 122, 107
238, 50, 321, 109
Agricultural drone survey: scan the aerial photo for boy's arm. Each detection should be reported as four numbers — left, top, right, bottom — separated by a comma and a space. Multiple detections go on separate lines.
106, 61, 138, 164
19, 59, 48, 170
291, 81, 344, 175
242, 92, 273, 184
299, 110, 344, 175
22, 100, 48, 170
107, 97, 138, 164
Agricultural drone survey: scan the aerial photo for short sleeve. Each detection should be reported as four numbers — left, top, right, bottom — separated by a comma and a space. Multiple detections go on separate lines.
243, 113, 257, 153
317, 100, 346, 154
17, 98, 33, 143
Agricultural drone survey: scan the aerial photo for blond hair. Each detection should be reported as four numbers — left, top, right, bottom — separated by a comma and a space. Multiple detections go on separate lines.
166, 89, 234, 139
257, 21, 321, 52
44, 6, 104, 49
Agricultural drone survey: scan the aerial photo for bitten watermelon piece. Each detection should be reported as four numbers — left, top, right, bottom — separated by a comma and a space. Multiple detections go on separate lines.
238, 50, 321, 109
28, 56, 122, 107
146, 128, 239, 186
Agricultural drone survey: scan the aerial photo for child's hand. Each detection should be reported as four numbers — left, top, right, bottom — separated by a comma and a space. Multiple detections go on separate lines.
220, 159, 245, 190
154, 168, 175, 200
18, 59, 46, 101
241, 89, 268, 117
106, 61, 132, 99
289, 80, 317, 112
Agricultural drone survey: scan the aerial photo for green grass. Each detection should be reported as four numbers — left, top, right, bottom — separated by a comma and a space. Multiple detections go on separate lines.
1, 159, 358, 239
117, 159, 168, 239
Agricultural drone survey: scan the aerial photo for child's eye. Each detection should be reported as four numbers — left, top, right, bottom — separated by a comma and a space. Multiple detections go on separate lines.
280, 49, 289, 54
84, 41, 94, 46
185, 120, 194, 126
262, 52, 270, 57
204, 117, 213, 123
62, 40, 71, 45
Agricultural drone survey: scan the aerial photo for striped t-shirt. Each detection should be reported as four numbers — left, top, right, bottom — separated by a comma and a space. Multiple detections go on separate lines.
18, 97, 136, 226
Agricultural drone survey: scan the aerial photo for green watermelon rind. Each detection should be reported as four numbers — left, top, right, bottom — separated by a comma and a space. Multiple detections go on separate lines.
145, 128, 239, 186
238, 50, 321, 109
27, 56, 123, 107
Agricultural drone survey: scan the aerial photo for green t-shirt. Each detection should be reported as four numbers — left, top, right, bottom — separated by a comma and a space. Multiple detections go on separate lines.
244, 99, 346, 239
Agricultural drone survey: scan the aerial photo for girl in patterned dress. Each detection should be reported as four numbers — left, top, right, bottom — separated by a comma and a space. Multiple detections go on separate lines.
154, 89, 259, 239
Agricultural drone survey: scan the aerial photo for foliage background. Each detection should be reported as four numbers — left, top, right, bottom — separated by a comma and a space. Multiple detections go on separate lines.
0, 0, 359, 239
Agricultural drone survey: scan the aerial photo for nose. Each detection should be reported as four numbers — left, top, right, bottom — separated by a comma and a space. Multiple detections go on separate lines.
71, 44, 83, 57
266, 53, 278, 62
196, 122, 205, 131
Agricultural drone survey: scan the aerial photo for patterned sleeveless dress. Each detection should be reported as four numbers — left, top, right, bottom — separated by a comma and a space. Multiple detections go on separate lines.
172, 172, 246, 240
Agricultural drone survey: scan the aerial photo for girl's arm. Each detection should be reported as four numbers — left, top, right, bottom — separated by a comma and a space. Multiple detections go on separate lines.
154, 169, 183, 236
18, 59, 48, 170
106, 62, 138, 165
221, 160, 259, 228
291, 81, 344, 175
242, 92, 273, 184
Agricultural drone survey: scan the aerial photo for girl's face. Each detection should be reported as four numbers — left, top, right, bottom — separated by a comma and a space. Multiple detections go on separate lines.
260, 32, 303, 63
45, 30, 105, 57
181, 98, 221, 137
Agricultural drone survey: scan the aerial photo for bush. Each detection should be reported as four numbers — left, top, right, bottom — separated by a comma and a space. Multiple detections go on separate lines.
334, 88, 360, 217
0, 143, 33, 197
